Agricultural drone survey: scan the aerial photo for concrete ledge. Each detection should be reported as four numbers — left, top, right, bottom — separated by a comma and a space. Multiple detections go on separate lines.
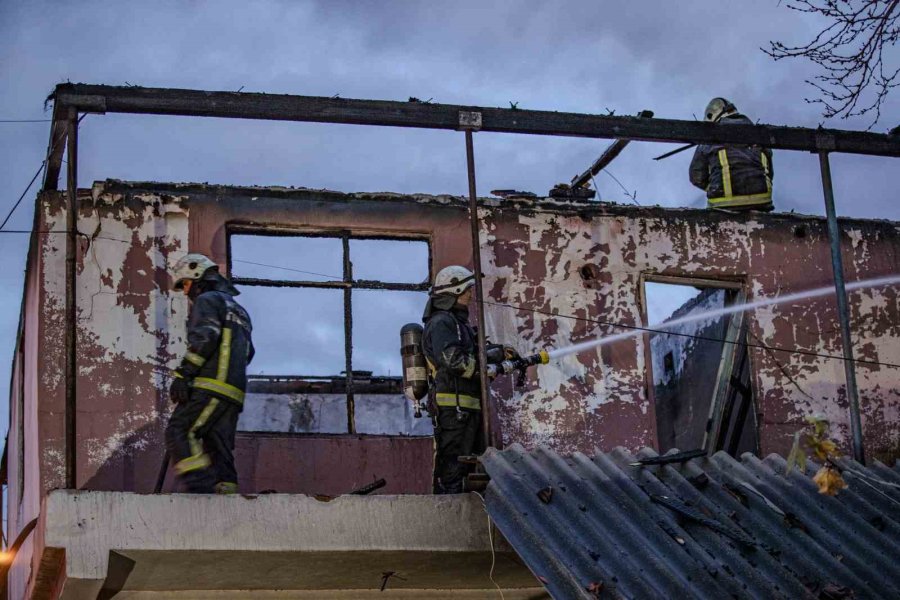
41, 491, 541, 599
111, 591, 547, 599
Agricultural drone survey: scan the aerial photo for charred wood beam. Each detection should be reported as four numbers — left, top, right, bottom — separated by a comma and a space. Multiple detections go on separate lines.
571, 110, 653, 189
631, 448, 706, 466
41, 102, 68, 192
349, 478, 386, 495
50, 83, 900, 157
230, 277, 428, 292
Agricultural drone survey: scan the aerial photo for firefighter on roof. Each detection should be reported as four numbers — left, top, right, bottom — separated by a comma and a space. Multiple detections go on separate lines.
689, 97, 775, 211
166, 253, 254, 494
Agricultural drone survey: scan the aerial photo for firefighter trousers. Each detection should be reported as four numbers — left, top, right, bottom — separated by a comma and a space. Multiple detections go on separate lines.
434, 406, 484, 494
165, 390, 240, 494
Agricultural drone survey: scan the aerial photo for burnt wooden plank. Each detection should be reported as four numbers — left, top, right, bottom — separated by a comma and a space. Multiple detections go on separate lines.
571, 110, 653, 188
50, 83, 900, 157
41, 102, 68, 191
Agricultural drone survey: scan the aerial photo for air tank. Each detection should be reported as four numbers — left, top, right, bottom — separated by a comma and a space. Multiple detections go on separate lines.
400, 323, 428, 417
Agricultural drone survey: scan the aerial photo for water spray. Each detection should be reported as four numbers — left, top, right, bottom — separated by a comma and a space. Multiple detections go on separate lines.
502, 274, 900, 377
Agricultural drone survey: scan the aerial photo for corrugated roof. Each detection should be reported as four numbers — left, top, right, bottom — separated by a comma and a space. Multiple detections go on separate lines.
482, 444, 900, 599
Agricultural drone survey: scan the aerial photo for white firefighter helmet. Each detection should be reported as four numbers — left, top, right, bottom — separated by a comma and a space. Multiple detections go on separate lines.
172, 253, 218, 290
704, 97, 737, 123
432, 265, 475, 296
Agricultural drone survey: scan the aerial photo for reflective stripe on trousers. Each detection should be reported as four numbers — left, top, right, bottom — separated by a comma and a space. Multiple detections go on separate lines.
174, 397, 220, 475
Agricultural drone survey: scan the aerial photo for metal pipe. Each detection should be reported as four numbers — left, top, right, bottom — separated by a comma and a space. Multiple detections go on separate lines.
65, 107, 78, 488
464, 130, 493, 449
818, 151, 865, 464
343, 234, 356, 434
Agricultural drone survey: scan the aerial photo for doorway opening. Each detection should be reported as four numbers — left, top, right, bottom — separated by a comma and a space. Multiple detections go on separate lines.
644, 276, 758, 457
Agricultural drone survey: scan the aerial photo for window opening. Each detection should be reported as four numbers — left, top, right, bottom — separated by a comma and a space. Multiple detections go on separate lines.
644, 278, 757, 456
229, 231, 432, 437
349, 239, 429, 284
231, 235, 343, 283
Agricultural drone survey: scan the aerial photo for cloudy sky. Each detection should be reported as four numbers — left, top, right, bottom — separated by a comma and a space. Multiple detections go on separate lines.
1, 1, 898, 433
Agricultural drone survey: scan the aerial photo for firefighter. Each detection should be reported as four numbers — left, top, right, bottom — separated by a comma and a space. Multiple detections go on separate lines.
689, 97, 774, 211
166, 253, 254, 494
422, 265, 516, 494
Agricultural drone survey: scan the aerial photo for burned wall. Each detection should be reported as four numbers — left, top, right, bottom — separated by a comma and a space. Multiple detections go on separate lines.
32, 182, 470, 496
25, 181, 900, 502
481, 200, 900, 459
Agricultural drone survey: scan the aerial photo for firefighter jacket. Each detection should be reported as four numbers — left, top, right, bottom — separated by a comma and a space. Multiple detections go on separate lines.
176, 276, 254, 408
422, 304, 482, 410
689, 114, 774, 210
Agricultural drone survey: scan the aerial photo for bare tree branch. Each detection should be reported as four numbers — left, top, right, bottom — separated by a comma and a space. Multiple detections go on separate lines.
765, 0, 899, 128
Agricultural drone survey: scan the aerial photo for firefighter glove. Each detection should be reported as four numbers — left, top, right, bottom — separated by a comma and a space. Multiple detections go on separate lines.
485, 344, 506, 365
169, 373, 191, 404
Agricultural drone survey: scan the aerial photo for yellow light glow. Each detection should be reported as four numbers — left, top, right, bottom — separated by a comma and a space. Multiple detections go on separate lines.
0, 551, 13, 565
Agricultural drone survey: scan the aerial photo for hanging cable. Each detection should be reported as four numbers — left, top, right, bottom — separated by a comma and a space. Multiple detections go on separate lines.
232, 258, 342, 281
0, 114, 88, 232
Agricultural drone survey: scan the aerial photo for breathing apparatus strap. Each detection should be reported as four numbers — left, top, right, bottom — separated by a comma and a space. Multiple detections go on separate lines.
432, 274, 475, 294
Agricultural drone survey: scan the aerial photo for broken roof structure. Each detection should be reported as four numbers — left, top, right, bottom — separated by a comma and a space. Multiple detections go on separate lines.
3, 84, 899, 598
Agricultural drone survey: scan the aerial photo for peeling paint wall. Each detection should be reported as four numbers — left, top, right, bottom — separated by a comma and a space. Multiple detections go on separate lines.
30, 183, 468, 497
37, 189, 188, 493
21, 181, 900, 506
481, 200, 899, 459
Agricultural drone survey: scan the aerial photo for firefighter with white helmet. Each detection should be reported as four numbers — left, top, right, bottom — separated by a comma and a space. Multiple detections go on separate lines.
421, 265, 517, 494
689, 97, 775, 211
166, 253, 254, 494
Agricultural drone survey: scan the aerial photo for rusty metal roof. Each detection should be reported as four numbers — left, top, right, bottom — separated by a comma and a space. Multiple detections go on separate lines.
481, 444, 900, 600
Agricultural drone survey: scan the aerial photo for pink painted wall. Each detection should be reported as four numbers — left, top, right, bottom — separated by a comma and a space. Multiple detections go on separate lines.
14, 183, 900, 519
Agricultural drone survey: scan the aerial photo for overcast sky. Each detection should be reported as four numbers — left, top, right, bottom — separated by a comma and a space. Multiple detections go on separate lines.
1, 1, 899, 435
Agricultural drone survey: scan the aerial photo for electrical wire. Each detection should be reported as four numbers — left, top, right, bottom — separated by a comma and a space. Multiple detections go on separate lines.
602, 169, 641, 206
0, 119, 52, 123
0, 114, 87, 232
0, 163, 46, 231
473, 491, 506, 600
232, 258, 343, 280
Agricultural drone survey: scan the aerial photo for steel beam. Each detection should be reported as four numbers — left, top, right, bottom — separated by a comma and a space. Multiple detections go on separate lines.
464, 129, 493, 449
65, 107, 78, 488
818, 152, 865, 464
50, 84, 900, 155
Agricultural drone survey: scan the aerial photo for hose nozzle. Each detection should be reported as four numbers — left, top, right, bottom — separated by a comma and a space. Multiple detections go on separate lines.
486, 349, 550, 384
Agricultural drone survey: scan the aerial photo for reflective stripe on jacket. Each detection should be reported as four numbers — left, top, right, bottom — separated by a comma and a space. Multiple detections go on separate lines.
689, 114, 774, 210
178, 289, 254, 408
422, 307, 481, 410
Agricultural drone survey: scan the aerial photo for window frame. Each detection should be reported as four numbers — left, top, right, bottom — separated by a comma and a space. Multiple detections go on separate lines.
226, 225, 432, 434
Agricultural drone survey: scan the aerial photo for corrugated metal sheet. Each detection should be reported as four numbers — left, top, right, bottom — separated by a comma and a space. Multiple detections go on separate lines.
482, 444, 900, 599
